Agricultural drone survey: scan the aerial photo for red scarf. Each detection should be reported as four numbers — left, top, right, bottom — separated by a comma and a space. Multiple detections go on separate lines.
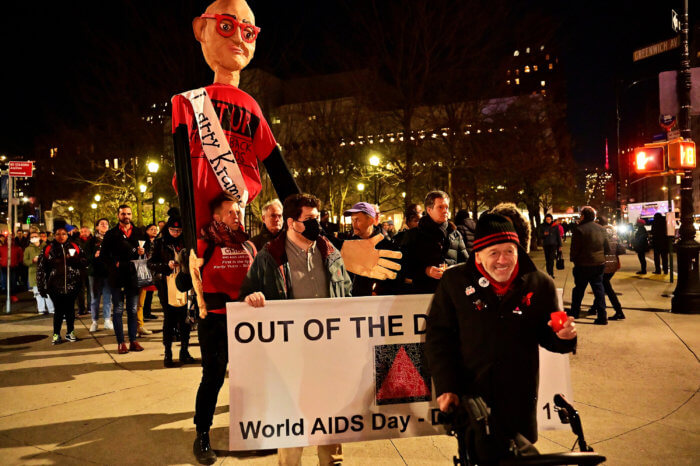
200, 221, 249, 247
475, 261, 519, 296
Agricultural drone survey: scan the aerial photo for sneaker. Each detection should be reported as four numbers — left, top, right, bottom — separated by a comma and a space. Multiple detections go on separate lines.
90, 321, 99, 332
65, 331, 78, 342
52, 334, 61, 345
104, 318, 114, 330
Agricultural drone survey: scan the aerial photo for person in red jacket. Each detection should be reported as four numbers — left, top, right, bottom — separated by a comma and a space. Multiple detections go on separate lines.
0, 233, 24, 299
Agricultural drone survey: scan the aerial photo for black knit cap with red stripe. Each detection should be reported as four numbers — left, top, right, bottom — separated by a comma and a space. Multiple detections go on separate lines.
472, 213, 520, 252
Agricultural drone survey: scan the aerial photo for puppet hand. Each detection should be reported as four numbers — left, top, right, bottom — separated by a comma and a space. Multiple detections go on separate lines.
188, 249, 207, 318
341, 235, 402, 280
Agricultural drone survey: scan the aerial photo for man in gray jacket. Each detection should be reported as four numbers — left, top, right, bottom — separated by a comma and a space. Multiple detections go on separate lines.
568, 206, 610, 324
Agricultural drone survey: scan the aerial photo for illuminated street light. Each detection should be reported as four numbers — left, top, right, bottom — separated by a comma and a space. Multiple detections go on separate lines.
158, 197, 165, 205
68, 206, 74, 212
369, 154, 381, 166
91, 203, 97, 209
139, 184, 147, 193
357, 183, 365, 192
94, 194, 101, 202
147, 161, 160, 173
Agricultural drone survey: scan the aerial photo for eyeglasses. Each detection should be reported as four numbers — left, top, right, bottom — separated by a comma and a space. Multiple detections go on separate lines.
200, 13, 260, 43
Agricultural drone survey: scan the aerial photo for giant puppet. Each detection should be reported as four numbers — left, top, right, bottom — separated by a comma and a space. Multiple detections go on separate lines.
172, 0, 401, 319
172, 1, 400, 462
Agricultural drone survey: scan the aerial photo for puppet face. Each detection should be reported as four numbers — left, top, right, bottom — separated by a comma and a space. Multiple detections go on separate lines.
194, 0, 257, 81
475, 243, 518, 283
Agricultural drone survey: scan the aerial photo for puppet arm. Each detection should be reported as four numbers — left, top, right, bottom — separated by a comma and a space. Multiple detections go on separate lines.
341, 235, 402, 280
263, 147, 301, 201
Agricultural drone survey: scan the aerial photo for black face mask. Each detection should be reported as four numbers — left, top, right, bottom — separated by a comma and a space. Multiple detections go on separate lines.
299, 218, 321, 242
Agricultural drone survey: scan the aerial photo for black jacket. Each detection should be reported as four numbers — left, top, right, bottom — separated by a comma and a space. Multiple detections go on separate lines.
650, 216, 669, 252
402, 215, 468, 294
456, 218, 477, 253
251, 225, 280, 252
147, 233, 184, 302
101, 224, 145, 290
37, 240, 87, 296
570, 219, 609, 266
425, 251, 576, 443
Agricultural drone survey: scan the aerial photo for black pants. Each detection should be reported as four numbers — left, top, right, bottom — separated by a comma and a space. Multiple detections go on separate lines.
51, 292, 77, 335
653, 248, 668, 273
543, 245, 558, 277
142, 290, 154, 317
76, 274, 90, 313
591, 272, 622, 314
194, 312, 228, 432
163, 304, 190, 352
570, 265, 606, 320
637, 251, 647, 273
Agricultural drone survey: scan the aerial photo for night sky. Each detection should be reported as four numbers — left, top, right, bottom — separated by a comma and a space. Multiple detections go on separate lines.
0, 0, 696, 169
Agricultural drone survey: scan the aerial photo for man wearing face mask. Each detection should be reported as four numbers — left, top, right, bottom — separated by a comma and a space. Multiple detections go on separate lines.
240, 193, 351, 466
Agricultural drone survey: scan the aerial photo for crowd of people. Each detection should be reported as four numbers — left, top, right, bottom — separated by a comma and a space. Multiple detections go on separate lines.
12, 188, 654, 464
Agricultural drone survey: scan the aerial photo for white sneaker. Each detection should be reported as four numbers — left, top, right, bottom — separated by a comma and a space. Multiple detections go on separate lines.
104, 318, 114, 330
90, 321, 99, 332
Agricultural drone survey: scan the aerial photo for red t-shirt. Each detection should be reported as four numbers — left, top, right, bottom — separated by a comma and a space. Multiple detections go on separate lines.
202, 243, 255, 314
171, 83, 277, 235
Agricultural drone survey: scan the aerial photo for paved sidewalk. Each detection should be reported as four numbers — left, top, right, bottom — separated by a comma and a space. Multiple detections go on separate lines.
0, 244, 697, 465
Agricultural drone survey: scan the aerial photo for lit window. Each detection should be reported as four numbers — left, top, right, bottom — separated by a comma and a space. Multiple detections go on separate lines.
541, 80, 546, 87
524, 66, 531, 73
515, 78, 520, 85
515, 69, 520, 76
105, 159, 110, 168
549, 63, 553, 70
533, 65, 538, 71
540, 45, 545, 51
507, 69, 511, 76
271, 117, 281, 124
507, 79, 511, 85
514, 50, 520, 56
545, 54, 550, 60
526, 47, 530, 53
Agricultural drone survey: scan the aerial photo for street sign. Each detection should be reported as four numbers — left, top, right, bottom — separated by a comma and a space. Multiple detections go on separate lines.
8, 161, 33, 177
659, 114, 676, 130
667, 129, 681, 140
633, 36, 680, 62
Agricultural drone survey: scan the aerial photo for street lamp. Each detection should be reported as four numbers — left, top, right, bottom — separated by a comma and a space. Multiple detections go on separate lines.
68, 206, 74, 224
139, 184, 147, 193
357, 183, 365, 192
147, 161, 160, 225
94, 194, 101, 202
158, 197, 165, 205
91, 203, 97, 224
368, 153, 381, 205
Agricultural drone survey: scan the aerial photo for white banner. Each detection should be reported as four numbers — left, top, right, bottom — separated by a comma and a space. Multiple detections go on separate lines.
226, 295, 572, 450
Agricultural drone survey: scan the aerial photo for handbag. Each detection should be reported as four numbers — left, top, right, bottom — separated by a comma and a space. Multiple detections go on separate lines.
167, 271, 188, 307
555, 250, 565, 270
130, 256, 153, 288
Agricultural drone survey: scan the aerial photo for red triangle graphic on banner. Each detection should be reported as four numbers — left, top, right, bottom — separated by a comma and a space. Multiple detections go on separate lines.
377, 346, 430, 400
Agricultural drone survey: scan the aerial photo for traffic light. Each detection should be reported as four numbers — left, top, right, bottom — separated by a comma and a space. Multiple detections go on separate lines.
667, 140, 696, 169
634, 145, 665, 173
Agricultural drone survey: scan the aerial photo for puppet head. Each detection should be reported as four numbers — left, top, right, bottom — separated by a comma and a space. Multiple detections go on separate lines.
193, 0, 258, 86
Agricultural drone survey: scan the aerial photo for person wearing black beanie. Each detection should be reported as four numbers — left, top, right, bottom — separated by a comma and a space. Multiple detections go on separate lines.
425, 213, 577, 445
148, 209, 194, 367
